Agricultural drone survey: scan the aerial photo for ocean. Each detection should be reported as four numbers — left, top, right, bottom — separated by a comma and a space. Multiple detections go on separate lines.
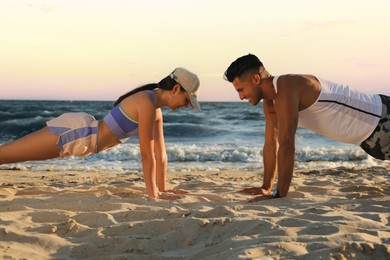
0, 100, 388, 173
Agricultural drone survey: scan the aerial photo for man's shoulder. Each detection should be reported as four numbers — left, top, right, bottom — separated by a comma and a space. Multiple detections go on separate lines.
262, 99, 276, 114
276, 74, 318, 91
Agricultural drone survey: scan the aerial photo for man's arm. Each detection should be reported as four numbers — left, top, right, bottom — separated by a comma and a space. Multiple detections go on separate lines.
262, 99, 278, 192
273, 76, 300, 197
246, 100, 280, 201
239, 100, 278, 196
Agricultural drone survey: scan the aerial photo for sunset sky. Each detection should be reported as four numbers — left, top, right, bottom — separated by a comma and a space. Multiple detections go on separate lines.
1, 0, 389, 101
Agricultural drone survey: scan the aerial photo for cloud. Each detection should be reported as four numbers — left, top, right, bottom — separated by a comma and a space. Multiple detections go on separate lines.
303, 20, 357, 30
202, 72, 224, 78
355, 61, 379, 67
25, 3, 55, 14
126, 61, 139, 66
40, 5, 55, 13
357, 62, 378, 67
347, 57, 379, 67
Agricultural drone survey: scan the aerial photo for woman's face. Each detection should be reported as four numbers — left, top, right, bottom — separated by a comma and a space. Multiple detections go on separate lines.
169, 84, 191, 111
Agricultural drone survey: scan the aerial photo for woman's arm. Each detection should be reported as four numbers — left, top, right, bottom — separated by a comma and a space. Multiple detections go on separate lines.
137, 98, 158, 198
153, 109, 187, 198
153, 108, 168, 192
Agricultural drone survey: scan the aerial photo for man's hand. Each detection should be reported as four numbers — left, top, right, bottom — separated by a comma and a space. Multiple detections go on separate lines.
239, 187, 269, 195
248, 194, 273, 202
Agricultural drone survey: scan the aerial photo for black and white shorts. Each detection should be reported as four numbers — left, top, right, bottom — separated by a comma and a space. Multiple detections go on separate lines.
360, 95, 390, 160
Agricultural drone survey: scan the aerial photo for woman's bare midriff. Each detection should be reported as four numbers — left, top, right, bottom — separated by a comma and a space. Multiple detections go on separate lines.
97, 121, 121, 152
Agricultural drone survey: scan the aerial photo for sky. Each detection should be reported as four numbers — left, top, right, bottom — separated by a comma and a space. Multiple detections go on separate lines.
1, 0, 389, 101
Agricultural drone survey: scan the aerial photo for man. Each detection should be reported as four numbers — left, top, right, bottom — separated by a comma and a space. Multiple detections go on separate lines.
224, 54, 390, 201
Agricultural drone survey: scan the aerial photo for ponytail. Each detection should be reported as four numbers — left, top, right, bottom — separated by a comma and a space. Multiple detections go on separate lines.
114, 83, 158, 107
113, 74, 182, 107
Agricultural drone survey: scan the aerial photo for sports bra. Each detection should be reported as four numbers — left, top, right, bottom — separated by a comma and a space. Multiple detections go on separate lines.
103, 104, 139, 143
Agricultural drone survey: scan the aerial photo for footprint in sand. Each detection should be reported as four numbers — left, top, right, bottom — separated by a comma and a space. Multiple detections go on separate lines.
340, 186, 384, 193
298, 223, 339, 236
0, 188, 18, 197
333, 242, 390, 259
295, 186, 330, 193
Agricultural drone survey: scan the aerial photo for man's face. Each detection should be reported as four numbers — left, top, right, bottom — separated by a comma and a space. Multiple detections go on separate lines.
232, 74, 262, 105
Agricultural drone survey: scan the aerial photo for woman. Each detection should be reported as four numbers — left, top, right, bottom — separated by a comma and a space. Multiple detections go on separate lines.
0, 67, 201, 200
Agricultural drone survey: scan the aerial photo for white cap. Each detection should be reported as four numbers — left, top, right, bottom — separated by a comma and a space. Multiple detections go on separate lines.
170, 67, 201, 110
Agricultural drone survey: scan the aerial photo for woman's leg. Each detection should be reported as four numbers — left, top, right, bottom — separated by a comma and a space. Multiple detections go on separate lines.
0, 127, 60, 164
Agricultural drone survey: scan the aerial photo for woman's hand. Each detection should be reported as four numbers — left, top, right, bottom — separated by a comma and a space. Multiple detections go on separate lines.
156, 189, 188, 200
158, 194, 181, 200
166, 189, 188, 195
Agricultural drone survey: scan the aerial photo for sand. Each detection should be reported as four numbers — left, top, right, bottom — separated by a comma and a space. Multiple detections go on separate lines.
0, 166, 389, 259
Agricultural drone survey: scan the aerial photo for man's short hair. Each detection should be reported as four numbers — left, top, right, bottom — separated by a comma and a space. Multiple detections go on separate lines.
224, 54, 263, 82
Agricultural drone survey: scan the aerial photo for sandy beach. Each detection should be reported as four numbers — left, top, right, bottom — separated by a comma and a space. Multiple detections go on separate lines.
0, 166, 389, 259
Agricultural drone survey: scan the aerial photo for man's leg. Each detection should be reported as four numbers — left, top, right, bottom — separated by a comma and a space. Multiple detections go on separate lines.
361, 95, 390, 160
